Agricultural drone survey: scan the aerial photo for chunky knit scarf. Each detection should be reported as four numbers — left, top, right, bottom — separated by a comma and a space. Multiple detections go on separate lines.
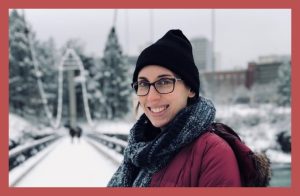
107, 97, 216, 187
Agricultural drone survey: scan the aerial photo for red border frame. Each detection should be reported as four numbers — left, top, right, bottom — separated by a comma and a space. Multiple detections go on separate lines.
1, 1, 299, 196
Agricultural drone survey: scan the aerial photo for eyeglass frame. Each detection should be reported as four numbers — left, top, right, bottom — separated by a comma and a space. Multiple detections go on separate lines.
131, 77, 182, 96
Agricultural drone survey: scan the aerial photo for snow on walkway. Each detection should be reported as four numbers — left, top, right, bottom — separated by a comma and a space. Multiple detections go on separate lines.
15, 136, 119, 187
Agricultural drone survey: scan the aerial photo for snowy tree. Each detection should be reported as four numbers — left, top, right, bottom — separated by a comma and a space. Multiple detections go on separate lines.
232, 85, 251, 104
98, 27, 132, 119
9, 10, 45, 120
249, 82, 278, 104
9, 9, 29, 114
34, 37, 59, 117
277, 62, 291, 106
85, 58, 105, 119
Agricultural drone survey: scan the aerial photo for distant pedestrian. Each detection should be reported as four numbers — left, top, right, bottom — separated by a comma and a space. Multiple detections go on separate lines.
75, 126, 82, 142
69, 127, 76, 144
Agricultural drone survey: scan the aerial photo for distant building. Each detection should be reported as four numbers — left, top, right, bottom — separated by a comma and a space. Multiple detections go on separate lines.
252, 61, 282, 84
202, 70, 246, 87
257, 55, 290, 64
200, 54, 290, 103
201, 70, 246, 101
246, 55, 291, 88
190, 38, 213, 71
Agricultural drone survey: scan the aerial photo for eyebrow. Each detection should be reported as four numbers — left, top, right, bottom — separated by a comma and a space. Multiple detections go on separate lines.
138, 74, 174, 81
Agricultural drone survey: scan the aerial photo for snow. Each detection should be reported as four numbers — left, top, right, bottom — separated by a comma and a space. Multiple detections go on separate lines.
216, 103, 291, 163
9, 138, 62, 186
9, 113, 31, 141
13, 137, 119, 187
9, 113, 64, 145
266, 149, 291, 164
85, 137, 123, 164
74, 74, 86, 83
82, 120, 134, 135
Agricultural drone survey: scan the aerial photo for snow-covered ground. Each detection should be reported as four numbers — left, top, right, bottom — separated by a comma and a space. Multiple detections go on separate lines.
11, 137, 119, 187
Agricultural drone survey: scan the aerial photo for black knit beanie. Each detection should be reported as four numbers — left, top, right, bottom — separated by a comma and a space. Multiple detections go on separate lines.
132, 29, 200, 97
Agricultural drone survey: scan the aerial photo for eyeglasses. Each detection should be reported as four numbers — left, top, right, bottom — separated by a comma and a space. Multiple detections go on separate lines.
132, 78, 182, 96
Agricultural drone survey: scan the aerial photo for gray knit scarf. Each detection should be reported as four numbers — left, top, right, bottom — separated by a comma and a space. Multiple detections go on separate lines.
107, 97, 216, 187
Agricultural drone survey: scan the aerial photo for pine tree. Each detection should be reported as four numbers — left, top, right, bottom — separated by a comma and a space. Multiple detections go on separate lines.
9, 9, 28, 115
99, 27, 132, 119
34, 37, 59, 118
277, 61, 291, 106
86, 57, 106, 119
9, 10, 44, 119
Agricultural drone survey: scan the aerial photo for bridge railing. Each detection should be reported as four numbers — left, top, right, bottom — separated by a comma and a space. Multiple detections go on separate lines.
9, 134, 62, 171
86, 132, 128, 155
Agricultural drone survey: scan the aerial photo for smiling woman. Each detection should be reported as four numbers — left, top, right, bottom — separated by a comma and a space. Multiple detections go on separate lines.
107, 29, 270, 187
135, 65, 195, 128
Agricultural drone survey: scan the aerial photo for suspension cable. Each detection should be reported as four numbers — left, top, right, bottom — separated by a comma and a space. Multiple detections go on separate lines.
27, 25, 65, 128
24, 14, 54, 126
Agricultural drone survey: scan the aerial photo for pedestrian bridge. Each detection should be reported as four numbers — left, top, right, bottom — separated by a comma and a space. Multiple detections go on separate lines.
9, 135, 122, 187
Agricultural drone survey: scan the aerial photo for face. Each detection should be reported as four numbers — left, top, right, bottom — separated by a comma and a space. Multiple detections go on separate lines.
137, 65, 195, 128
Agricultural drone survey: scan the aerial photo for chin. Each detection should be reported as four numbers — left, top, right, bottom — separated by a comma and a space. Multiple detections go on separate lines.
150, 119, 169, 128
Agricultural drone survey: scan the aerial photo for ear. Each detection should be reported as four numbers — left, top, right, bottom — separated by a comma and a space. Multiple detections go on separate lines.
188, 89, 196, 98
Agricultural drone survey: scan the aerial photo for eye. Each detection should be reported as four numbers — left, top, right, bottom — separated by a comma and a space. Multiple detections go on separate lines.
156, 78, 173, 86
138, 81, 149, 87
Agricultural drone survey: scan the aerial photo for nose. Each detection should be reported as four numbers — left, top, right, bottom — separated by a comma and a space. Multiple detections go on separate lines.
146, 85, 161, 101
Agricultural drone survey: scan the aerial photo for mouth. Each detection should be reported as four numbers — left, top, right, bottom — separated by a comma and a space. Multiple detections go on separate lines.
147, 105, 169, 115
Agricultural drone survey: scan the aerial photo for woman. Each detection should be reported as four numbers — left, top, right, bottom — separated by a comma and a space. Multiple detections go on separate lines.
108, 29, 269, 187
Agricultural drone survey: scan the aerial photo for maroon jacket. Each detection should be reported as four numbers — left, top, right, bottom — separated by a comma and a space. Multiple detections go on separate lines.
150, 132, 241, 187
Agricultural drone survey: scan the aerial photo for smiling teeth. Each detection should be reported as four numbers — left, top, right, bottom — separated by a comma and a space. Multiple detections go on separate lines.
151, 106, 166, 113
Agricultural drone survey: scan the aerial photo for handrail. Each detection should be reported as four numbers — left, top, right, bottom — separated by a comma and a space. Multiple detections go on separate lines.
86, 132, 128, 154
9, 134, 62, 170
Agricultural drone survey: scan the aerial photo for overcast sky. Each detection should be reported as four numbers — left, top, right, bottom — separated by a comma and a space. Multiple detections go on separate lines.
21, 9, 290, 70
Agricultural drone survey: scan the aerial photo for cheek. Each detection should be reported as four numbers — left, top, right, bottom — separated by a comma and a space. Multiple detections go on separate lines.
170, 94, 188, 114
138, 97, 147, 111
177, 99, 188, 111
174, 89, 189, 106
